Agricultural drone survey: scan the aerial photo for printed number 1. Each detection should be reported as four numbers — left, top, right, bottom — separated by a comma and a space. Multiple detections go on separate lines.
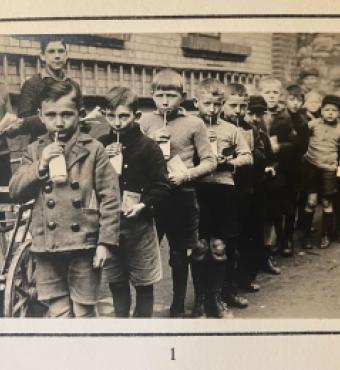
171, 347, 175, 360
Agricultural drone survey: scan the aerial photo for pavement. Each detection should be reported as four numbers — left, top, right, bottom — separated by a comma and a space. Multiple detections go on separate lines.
97, 227, 340, 319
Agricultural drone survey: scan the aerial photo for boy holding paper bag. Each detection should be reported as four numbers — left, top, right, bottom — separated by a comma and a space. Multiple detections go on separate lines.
98, 87, 170, 317
139, 69, 216, 317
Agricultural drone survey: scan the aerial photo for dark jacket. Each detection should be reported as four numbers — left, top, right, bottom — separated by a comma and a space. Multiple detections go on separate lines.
9, 131, 121, 253
15, 73, 84, 142
264, 107, 309, 183
98, 123, 171, 217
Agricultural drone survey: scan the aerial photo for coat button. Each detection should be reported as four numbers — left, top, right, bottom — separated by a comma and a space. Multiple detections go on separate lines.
124, 164, 128, 168
71, 181, 80, 190
47, 199, 55, 208
47, 221, 56, 230
72, 199, 81, 208
44, 183, 53, 193
71, 223, 80, 232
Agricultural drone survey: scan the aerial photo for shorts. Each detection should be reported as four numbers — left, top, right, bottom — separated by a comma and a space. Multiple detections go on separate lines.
104, 217, 162, 286
34, 249, 100, 304
302, 159, 337, 196
155, 189, 199, 251
196, 183, 239, 240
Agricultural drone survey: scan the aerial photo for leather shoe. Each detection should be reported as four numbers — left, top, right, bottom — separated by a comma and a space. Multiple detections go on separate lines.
223, 293, 248, 309
262, 257, 281, 275
191, 294, 205, 318
319, 235, 331, 249
239, 283, 260, 293
281, 239, 294, 257
302, 234, 313, 249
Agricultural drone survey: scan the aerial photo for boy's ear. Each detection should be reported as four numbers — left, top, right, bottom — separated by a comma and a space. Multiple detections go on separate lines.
193, 97, 198, 108
135, 111, 142, 120
182, 92, 187, 101
40, 53, 46, 63
38, 108, 43, 122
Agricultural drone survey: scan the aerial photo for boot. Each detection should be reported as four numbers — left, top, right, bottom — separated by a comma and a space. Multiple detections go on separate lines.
302, 211, 314, 249
169, 263, 188, 318
190, 260, 206, 318
205, 290, 227, 318
191, 294, 205, 318
282, 214, 295, 257
109, 282, 131, 318
133, 285, 154, 318
320, 212, 333, 249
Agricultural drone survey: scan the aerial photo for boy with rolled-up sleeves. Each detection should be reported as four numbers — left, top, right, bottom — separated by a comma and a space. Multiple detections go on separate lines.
139, 69, 216, 317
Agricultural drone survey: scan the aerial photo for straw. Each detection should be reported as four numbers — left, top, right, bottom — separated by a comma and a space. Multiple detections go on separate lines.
117, 131, 120, 144
209, 115, 212, 128
163, 111, 167, 128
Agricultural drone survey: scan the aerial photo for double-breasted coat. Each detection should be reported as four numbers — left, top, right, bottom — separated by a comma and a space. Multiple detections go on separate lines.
9, 131, 121, 253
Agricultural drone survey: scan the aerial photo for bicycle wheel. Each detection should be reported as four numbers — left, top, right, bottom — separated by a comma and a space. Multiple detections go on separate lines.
4, 240, 46, 317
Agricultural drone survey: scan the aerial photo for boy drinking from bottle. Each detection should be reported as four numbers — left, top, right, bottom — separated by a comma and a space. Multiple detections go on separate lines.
98, 87, 170, 317
139, 69, 216, 317
9, 80, 121, 318
192, 78, 252, 317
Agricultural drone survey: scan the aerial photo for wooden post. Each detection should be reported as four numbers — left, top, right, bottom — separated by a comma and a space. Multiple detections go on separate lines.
131, 65, 135, 90
106, 64, 112, 90
80, 62, 86, 94
36, 58, 41, 74
142, 67, 146, 96
3, 55, 8, 83
19, 57, 25, 86
190, 71, 195, 99
119, 64, 124, 85
94, 63, 99, 95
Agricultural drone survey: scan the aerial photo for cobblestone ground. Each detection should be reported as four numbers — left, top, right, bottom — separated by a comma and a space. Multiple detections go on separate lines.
97, 228, 340, 319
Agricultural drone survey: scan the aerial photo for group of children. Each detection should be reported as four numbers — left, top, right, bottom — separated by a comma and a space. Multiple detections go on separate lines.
4, 38, 340, 319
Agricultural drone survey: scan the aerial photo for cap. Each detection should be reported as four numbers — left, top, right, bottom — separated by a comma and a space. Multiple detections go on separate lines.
299, 68, 319, 80
248, 95, 267, 112
321, 95, 340, 109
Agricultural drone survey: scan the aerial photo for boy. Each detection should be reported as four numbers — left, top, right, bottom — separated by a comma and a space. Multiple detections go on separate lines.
98, 87, 170, 317
298, 68, 321, 95
222, 83, 265, 297
10, 37, 85, 142
302, 95, 340, 249
193, 78, 252, 316
243, 95, 281, 277
139, 69, 216, 317
260, 77, 308, 257
9, 80, 121, 317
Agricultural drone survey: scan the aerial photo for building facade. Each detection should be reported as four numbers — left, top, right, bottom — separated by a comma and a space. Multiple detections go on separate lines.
0, 32, 273, 109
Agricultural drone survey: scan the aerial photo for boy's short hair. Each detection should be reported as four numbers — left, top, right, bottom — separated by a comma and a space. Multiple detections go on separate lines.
258, 76, 283, 91
286, 84, 304, 100
321, 95, 340, 110
105, 86, 138, 112
228, 83, 248, 97
151, 69, 184, 95
39, 80, 82, 110
40, 37, 67, 53
195, 78, 226, 99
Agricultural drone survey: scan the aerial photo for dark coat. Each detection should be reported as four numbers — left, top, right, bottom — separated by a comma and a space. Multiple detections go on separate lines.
9, 132, 121, 253
98, 123, 171, 217
15, 74, 84, 142
264, 108, 309, 185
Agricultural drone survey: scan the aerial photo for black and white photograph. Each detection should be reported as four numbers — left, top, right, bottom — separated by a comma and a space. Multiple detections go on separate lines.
1, 31, 340, 320
1, 2, 340, 369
